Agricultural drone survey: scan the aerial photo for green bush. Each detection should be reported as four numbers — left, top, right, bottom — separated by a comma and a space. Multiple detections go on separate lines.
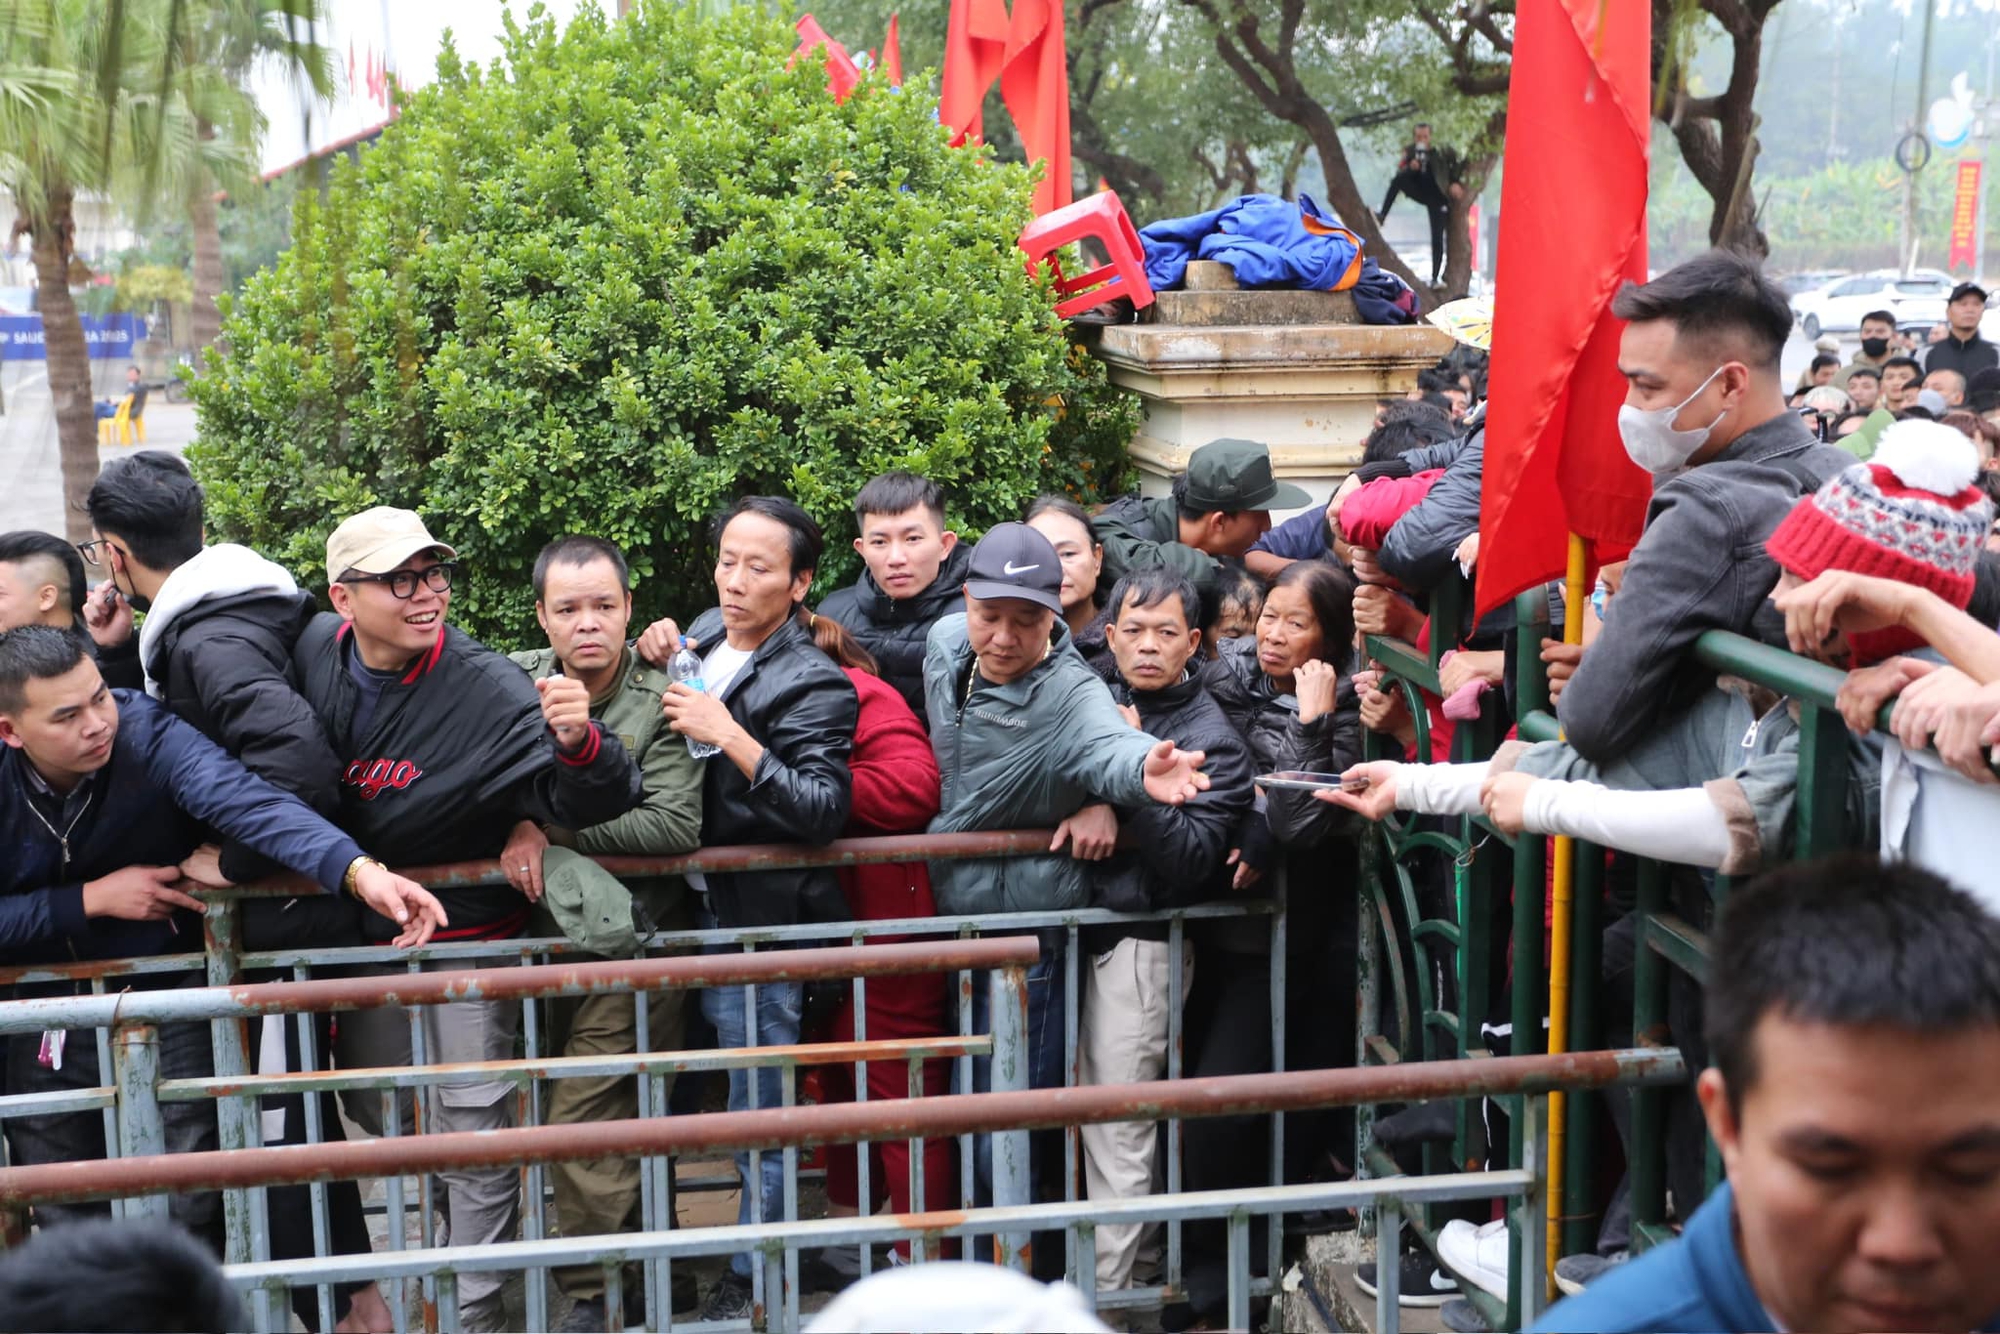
188, 1, 1138, 649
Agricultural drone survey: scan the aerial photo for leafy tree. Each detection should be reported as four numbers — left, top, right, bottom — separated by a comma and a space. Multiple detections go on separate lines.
188, 2, 1138, 649
1651, 0, 1785, 257
0, 0, 251, 540
172, 0, 333, 370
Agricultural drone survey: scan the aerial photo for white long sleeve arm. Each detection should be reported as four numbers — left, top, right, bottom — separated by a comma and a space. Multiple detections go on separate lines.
1390, 762, 1489, 816
1521, 780, 1732, 870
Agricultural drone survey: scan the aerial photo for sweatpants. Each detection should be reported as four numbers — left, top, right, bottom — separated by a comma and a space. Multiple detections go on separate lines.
1078, 937, 1189, 1290
418, 970, 522, 1333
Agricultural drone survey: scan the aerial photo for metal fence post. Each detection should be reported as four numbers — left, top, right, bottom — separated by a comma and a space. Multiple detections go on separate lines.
988, 963, 1032, 1271
111, 1023, 169, 1221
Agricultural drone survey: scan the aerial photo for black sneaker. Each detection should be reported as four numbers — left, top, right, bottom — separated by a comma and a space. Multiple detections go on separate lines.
1356, 1254, 1459, 1308
698, 1271, 754, 1323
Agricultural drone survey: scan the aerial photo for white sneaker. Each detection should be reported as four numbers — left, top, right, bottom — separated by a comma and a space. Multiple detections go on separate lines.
1436, 1218, 1509, 1301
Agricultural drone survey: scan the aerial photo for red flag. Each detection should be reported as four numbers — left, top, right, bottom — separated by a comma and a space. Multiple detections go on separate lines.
999, 0, 1072, 216
941, 0, 1010, 145
1474, 0, 1652, 620
882, 14, 903, 89
794, 15, 862, 103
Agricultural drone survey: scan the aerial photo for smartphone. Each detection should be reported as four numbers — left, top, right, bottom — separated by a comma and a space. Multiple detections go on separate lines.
1257, 770, 1373, 793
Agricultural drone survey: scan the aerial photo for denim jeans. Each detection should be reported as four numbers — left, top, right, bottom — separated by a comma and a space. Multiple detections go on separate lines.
695, 899, 804, 1278
959, 935, 1067, 1203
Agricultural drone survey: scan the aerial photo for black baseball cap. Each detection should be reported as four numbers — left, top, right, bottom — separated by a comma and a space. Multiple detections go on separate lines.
963, 522, 1065, 614
1183, 438, 1313, 512
1949, 282, 1989, 305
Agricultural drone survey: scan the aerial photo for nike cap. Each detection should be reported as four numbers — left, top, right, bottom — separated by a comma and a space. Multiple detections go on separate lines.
963, 522, 1065, 615
326, 506, 457, 587
1183, 437, 1313, 513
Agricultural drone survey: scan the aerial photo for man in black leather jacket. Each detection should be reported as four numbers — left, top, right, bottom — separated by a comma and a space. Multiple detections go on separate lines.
819, 472, 970, 729
642, 495, 859, 1323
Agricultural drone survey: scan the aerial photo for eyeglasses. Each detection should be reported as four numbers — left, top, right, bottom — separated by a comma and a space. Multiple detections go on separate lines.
76, 538, 115, 568
340, 562, 458, 600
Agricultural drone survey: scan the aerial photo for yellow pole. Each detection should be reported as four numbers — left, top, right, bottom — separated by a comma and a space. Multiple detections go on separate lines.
1544, 532, 1588, 1298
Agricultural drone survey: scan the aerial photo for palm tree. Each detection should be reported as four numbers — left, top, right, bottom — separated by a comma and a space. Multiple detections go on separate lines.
0, 0, 254, 539
179, 0, 331, 369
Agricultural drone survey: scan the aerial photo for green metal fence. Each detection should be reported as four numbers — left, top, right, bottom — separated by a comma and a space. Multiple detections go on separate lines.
1356, 576, 1874, 1325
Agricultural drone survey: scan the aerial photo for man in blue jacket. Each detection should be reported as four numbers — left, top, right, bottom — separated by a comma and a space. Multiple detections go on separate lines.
0, 624, 443, 1239
1534, 854, 2000, 1334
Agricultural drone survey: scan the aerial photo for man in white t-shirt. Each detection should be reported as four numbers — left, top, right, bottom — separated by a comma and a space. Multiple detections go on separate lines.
637, 496, 859, 1322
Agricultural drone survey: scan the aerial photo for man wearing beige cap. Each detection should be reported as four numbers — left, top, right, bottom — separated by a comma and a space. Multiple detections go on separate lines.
293, 505, 644, 1333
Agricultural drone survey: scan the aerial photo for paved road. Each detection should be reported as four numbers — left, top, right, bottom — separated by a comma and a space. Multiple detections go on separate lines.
0, 363, 194, 539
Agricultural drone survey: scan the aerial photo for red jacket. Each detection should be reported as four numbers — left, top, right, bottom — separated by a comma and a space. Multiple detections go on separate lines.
1338, 469, 1445, 549
839, 669, 942, 922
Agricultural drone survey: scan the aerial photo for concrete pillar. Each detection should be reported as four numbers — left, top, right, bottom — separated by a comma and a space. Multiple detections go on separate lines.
1082, 263, 1457, 519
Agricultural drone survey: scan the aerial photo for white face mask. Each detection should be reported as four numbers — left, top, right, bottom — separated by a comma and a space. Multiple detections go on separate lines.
1617, 365, 1730, 476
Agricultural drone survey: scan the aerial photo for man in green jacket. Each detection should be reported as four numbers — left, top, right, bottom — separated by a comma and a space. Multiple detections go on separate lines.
506, 536, 705, 1330
1092, 437, 1311, 625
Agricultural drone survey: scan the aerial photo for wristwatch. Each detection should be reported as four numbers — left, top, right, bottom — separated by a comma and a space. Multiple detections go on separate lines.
342, 856, 387, 901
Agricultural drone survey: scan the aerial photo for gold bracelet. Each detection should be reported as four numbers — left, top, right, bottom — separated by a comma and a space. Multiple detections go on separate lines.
342, 856, 386, 901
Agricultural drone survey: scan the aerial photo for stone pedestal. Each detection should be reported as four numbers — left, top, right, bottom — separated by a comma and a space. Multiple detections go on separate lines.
1083, 264, 1456, 518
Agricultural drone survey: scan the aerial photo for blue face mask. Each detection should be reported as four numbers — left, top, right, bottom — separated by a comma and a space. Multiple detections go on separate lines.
1617, 365, 1729, 476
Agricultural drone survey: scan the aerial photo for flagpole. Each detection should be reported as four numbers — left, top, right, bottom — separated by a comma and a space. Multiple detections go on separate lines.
1545, 530, 1588, 1298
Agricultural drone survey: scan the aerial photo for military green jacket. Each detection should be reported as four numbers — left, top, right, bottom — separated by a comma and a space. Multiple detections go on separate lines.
508, 647, 704, 857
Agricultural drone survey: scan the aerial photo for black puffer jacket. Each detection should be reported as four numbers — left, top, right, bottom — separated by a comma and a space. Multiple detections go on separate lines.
147, 588, 339, 885
818, 544, 971, 729
683, 609, 859, 927
1204, 637, 1362, 955
1085, 658, 1255, 954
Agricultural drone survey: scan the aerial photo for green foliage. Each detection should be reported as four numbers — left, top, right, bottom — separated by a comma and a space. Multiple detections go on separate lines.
188, 1, 1138, 650
115, 263, 193, 308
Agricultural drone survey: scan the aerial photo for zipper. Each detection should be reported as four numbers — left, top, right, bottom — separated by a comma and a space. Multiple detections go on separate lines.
21, 784, 93, 877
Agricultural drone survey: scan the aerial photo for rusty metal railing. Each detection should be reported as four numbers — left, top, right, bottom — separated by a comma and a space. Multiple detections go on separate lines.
0, 1049, 1685, 1334
0, 832, 1288, 1332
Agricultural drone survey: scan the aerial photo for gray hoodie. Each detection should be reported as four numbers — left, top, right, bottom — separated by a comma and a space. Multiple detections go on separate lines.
1558, 411, 1854, 763
924, 613, 1158, 915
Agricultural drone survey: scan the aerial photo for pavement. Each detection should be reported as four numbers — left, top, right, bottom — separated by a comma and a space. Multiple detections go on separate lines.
0, 363, 195, 538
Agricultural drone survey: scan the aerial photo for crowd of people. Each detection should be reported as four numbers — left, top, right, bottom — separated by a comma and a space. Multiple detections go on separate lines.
5, 246, 2000, 1334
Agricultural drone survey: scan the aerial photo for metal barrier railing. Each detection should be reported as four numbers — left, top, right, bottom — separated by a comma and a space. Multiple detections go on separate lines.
1359, 572, 1878, 1319
0, 832, 1290, 1332
0, 1048, 1685, 1334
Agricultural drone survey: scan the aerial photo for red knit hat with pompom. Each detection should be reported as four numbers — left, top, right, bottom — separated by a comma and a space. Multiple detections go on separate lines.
1766, 419, 1993, 610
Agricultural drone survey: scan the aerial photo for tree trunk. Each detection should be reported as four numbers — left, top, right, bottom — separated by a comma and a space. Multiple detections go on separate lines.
189, 168, 223, 368
33, 186, 99, 544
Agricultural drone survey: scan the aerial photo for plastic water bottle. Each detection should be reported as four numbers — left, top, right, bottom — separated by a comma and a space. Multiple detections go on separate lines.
669, 644, 722, 759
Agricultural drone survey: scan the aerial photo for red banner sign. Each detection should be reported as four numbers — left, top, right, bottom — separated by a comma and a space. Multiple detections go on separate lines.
1949, 158, 1982, 271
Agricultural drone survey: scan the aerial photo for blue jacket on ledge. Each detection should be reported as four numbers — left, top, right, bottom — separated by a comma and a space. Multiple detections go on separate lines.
1, 689, 364, 970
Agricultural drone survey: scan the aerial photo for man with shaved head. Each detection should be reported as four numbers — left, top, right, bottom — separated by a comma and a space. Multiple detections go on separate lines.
1539, 250, 1856, 762
0, 531, 140, 690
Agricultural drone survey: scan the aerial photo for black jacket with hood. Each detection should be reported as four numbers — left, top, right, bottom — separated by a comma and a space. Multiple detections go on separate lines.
1085, 657, 1254, 954
818, 543, 972, 729
138, 544, 342, 888
681, 608, 859, 928
293, 614, 642, 941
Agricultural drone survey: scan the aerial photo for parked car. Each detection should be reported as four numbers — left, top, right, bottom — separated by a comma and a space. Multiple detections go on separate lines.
1775, 269, 1848, 298
1791, 270, 1952, 339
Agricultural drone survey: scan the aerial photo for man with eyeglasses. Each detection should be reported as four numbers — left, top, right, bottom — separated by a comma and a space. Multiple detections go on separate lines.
83, 451, 403, 1332
293, 506, 644, 1334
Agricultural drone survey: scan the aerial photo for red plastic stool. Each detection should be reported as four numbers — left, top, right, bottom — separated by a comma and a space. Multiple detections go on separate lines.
1018, 190, 1156, 319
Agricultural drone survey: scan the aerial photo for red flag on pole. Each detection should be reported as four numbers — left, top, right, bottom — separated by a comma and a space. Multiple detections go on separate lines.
793, 15, 862, 103
1473, 0, 1653, 620
999, 0, 1072, 216
941, 0, 1010, 146
882, 14, 904, 89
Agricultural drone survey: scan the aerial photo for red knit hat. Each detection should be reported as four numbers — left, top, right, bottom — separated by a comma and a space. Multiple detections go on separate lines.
1766, 420, 1993, 610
